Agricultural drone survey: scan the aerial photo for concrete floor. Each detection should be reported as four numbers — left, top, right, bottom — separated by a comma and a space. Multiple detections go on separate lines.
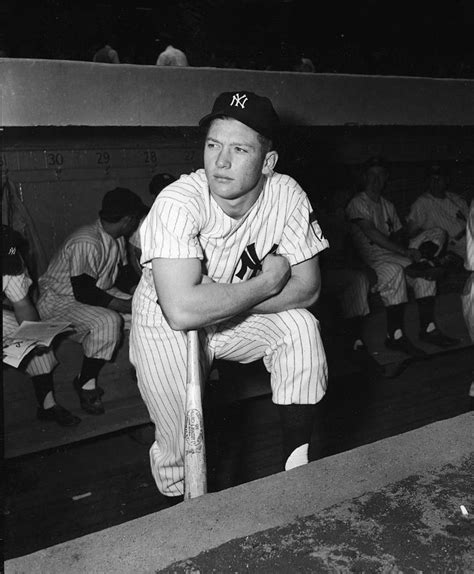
5, 413, 473, 573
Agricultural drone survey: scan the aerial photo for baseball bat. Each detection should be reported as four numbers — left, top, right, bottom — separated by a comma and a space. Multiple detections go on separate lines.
184, 329, 207, 500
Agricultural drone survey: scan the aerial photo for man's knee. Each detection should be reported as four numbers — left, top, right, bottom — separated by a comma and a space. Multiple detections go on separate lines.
90, 308, 123, 340
281, 308, 321, 343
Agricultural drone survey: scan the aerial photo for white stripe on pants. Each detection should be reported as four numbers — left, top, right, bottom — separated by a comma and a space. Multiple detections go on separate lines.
37, 294, 122, 360
3, 310, 57, 376
130, 307, 327, 496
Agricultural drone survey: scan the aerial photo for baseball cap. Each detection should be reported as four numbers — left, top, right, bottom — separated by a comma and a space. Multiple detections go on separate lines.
149, 173, 176, 196
2, 224, 25, 276
99, 187, 146, 219
363, 156, 389, 171
199, 91, 280, 140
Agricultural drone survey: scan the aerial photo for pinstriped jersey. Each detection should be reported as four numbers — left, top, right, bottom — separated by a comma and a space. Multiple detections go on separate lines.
39, 219, 127, 300
138, 169, 328, 302
346, 192, 402, 265
141, 169, 328, 276
407, 191, 469, 240
3, 271, 32, 302
466, 200, 474, 272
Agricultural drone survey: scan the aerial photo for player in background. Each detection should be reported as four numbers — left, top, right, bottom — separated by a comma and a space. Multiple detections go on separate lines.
37, 188, 145, 416
406, 162, 469, 267
130, 91, 329, 502
461, 200, 474, 407
2, 224, 80, 426
346, 157, 459, 358
128, 173, 177, 278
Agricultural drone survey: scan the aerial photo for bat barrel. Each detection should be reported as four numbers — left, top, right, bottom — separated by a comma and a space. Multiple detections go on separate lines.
184, 329, 207, 500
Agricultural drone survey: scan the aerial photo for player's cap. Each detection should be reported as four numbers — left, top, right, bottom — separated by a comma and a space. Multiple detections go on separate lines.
199, 91, 280, 140
149, 173, 176, 196
426, 161, 450, 179
363, 156, 389, 171
99, 187, 146, 219
1, 224, 25, 276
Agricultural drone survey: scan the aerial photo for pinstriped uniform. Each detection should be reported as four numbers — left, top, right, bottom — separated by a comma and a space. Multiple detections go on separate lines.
130, 169, 329, 496
37, 219, 124, 360
346, 192, 437, 306
407, 192, 469, 261
3, 271, 58, 375
462, 199, 474, 340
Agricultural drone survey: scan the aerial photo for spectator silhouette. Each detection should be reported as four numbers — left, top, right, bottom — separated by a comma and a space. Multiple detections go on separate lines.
155, 33, 189, 66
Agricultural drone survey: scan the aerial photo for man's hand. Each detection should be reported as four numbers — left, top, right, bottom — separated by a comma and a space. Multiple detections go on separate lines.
260, 253, 291, 296
108, 297, 132, 314
405, 248, 422, 263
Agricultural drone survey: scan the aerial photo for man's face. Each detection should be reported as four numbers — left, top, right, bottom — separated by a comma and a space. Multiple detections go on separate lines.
366, 166, 388, 193
204, 117, 274, 209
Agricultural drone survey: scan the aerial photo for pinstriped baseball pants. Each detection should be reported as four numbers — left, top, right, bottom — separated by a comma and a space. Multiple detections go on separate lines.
130, 307, 328, 496
37, 294, 123, 360
3, 310, 58, 375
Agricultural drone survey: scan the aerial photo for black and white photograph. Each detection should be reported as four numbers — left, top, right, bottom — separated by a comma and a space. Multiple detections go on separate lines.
2, 1, 473, 572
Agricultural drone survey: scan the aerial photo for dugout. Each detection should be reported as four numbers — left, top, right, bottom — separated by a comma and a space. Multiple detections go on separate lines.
2, 58, 474, 457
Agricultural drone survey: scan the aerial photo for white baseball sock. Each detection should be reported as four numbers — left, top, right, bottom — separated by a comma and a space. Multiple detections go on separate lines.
284, 443, 309, 471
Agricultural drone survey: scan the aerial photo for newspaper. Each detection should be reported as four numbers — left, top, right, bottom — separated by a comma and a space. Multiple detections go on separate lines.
3, 320, 73, 368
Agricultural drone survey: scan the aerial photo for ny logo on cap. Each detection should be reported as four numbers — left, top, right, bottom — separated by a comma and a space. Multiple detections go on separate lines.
230, 93, 248, 109
8, 247, 16, 255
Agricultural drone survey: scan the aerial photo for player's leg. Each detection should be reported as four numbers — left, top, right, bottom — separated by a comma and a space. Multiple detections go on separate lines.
3, 310, 80, 426
372, 259, 426, 357
130, 317, 212, 497
38, 297, 123, 414
408, 275, 459, 347
211, 308, 327, 470
334, 268, 371, 351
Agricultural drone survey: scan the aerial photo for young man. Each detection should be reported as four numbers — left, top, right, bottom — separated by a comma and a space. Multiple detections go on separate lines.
37, 187, 145, 415
2, 224, 80, 426
130, 91, 329, 500
346, 157, 459, 358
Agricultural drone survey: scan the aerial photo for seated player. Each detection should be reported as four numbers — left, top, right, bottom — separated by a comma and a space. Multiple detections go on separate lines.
406, 162, 469, 267
131, 91, 329, 501
2, 224, 80, 426
346, 157, 459, 358
37, 187, 145, 416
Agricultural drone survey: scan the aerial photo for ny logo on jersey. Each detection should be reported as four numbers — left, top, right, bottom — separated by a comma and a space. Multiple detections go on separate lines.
235, 243, 278, 279
230, 93, 248, 109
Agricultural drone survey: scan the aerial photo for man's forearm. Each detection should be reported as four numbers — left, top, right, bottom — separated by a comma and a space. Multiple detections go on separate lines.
248, 275, 320, 314
365, 228, 407, 256
160, 275, 279, 330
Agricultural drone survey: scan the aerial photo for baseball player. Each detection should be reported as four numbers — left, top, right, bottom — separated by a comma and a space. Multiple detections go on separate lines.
462, 199, 474, 406
37, 187, 145, 415
128, 173, 177, 278
345, 157, 459, 358
2, 225, 80, 426
406, 162, 469, 265
130, 90, 329, 501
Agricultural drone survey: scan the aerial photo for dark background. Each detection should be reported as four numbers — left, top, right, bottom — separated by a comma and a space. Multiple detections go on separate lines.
2, 0, 474, 77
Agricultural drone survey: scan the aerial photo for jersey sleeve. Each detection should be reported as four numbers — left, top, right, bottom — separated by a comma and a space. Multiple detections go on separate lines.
140, 196, 203, 266
3, 271, 32, 302
278, 193, 329, 265
346, 196, 371, 222
67, 241, 101, 279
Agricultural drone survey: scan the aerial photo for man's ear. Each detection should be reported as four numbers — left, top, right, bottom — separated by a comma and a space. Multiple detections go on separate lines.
262, 150, 278, 176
